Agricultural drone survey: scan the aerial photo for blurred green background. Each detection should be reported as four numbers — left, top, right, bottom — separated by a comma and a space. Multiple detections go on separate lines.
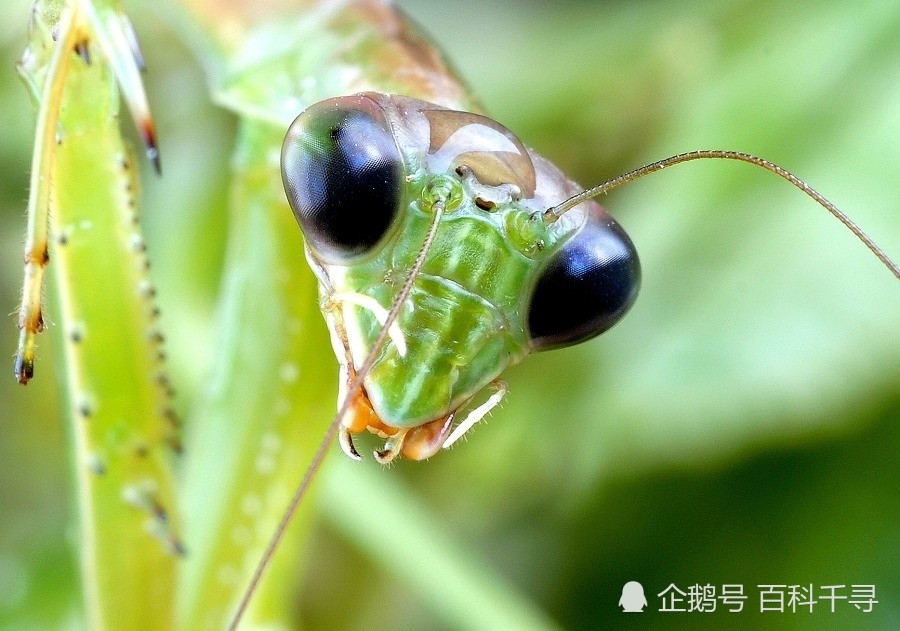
1, 0, 898, 629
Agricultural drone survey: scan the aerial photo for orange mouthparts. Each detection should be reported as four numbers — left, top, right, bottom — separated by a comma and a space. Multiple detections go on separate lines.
338, 386, 454, 464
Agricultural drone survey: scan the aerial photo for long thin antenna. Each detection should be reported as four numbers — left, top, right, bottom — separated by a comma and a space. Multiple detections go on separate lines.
543, 150, 899, 279
227, 200, 447, 630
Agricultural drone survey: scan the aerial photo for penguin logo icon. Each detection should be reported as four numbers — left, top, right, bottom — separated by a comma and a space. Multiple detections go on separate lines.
619, 581, 648, 612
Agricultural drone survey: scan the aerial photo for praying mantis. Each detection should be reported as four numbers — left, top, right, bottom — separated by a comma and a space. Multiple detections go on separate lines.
2, 0, 898, 629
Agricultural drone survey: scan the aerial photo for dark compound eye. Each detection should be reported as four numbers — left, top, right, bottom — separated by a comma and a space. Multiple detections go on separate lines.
282, 95, 403, 263
528, 207, 641, 351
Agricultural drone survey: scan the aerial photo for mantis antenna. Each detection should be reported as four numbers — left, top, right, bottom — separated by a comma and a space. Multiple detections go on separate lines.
230, 147, 898, 630
544, 150, 899, 279
227, 199, 446, 630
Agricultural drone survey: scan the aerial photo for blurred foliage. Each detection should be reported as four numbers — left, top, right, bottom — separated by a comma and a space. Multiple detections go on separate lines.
0, 0, 898, 629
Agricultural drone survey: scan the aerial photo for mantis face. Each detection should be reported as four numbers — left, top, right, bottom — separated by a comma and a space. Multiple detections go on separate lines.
282, 92, 640, 462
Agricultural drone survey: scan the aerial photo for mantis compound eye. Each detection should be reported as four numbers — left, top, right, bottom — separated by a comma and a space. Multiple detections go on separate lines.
282, 94, 403, 263
527, 206, 641, 351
